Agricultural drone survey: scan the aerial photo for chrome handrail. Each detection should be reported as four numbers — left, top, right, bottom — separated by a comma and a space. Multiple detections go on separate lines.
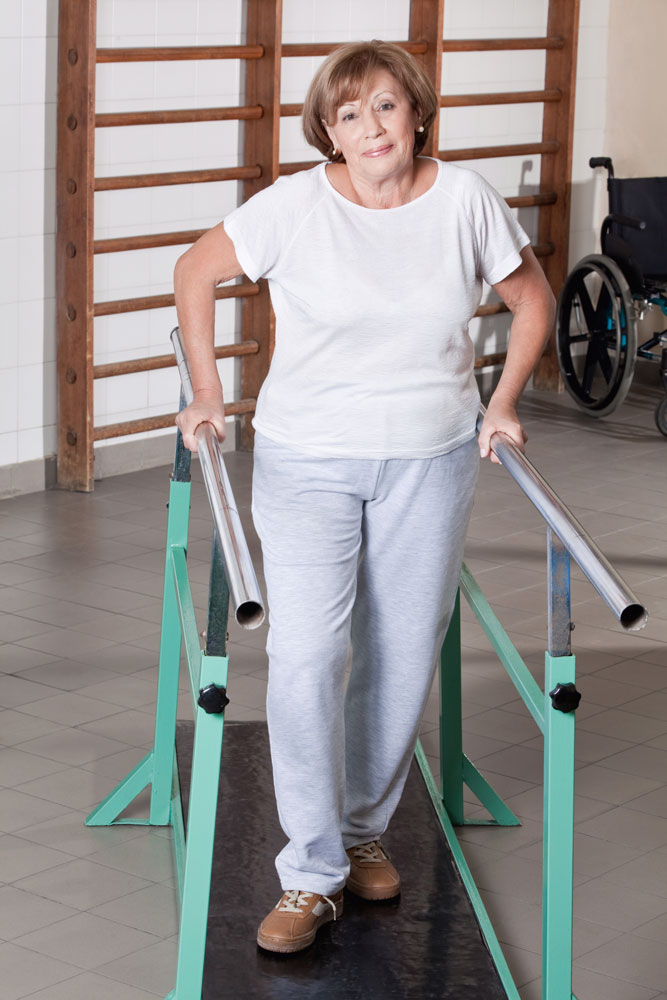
478, 406, 647, 631
171, 328, 265, 629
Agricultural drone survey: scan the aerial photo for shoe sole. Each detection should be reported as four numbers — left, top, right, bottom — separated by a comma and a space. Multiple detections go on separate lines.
345, 878, 401, 901
256, 902, 343, 953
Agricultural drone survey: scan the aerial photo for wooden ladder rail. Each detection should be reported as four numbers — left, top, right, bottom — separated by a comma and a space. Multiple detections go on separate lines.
56, 0, 277, 490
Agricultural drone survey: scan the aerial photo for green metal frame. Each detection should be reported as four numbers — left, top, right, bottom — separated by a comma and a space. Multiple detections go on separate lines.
86, 433, 580, 1000
86, 472, 230, 1000
416, 561, 578, 1000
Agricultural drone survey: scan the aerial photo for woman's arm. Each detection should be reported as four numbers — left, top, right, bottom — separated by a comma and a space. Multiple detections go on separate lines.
173, 222, 244, 452
477, 245, 556, 464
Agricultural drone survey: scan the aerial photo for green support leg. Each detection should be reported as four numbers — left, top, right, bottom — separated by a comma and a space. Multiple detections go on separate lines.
151, 479, 192, 826
440, 590, 465, 825
542, 652, 576, 1000
172, 650, 229, 1000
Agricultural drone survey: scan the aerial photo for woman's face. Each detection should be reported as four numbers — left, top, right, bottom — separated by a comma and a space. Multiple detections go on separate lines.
325, 69, 420, 180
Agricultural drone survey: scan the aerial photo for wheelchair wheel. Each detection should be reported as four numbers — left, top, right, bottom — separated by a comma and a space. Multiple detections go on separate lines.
655, 398, 667, 437
557, 254, 637, 416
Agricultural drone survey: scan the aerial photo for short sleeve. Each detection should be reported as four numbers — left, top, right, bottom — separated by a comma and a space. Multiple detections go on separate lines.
223, 175, 299, 282
472, 174, 531, 286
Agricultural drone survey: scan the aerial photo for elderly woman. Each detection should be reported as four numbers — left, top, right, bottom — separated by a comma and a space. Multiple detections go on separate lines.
174, 40, 555, 954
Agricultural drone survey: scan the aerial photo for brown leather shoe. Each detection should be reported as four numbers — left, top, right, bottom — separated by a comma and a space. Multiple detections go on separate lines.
257, 889, 344, 953
345, 840, 401, 900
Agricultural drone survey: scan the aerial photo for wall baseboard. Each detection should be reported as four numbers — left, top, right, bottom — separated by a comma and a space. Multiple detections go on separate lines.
0, 455, 58, 500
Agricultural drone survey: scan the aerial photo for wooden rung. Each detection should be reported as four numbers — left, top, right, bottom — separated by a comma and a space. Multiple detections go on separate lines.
439, 140, 559, 161
280, 103, 302, 118
506, 192, 557, 208
96, 45, 265, 63
93, 398, 256, 441
441, 89, 561, 107
94, 229, 207, 254
532, 242, 555, 257
282, 41, 428, 57
442, 36, 564, 52
96, 106, 263, 128
94, 283, 259, 317
93, 341, 260, 379
474, 351, 507, 368
95, 165, 262, 191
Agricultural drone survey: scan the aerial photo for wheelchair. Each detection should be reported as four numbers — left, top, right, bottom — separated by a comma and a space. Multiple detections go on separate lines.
556, 157, 667, 435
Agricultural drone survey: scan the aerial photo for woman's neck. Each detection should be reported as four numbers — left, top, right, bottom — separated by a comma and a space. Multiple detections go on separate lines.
326, 157, 436, 209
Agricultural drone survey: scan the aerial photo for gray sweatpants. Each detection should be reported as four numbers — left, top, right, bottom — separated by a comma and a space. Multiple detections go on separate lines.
251, 432, 479, 896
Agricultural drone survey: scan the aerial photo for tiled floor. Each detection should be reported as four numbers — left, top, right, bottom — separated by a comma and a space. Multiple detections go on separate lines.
1, 382, 666, 999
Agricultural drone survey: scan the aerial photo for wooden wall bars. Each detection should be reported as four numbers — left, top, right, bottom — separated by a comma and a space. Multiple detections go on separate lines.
56, 0, 580, 490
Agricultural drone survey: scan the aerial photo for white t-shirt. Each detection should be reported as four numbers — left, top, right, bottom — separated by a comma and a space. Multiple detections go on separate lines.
224, 158, 529, 459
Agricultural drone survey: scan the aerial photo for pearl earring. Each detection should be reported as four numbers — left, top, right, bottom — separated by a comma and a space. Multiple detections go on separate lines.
416, 125, 424, 133
331, 146, 337, 157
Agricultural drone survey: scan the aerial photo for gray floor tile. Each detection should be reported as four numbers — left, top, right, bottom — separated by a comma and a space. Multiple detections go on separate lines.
16, 628, 117, 659
17, 729, 131, 766
576, 806, 667, 852
0, 675, 63, 709
14, 767, 124, 811
0, 747, 68, 787
0, 834, 74, 882
0, 788, 71, 834
571, 965, 660, 1000
91, 883, 179, 938
573, 877, 667, 931
86, 832, 174, 882
600, 744, 667, 782
0, 942, 80, 1000
93, 937, 177, 996
25, 971, 162, 1000
14, 857, 151, 909
576, 932, 667, 992
602, 849, 667, 898
0, 885, 78, 940
573, 763, 663, 804
0, 645, 62, 674
14, 659, 119, 691
0, 710, 65, 746
15, 809, 146, 857
14, 912, 161, 971
17, 693, 124, 727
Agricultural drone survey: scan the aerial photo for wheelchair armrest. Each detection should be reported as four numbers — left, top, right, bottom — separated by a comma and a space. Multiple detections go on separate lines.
601, 213, 647, 249
606, 212, 646, 231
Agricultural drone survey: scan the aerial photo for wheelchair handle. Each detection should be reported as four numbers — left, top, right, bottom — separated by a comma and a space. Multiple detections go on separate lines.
607, 212, 646, 231
589, 156, 614, 177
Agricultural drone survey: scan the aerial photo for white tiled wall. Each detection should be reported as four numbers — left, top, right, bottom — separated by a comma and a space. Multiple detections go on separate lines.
2, 0, 612, 480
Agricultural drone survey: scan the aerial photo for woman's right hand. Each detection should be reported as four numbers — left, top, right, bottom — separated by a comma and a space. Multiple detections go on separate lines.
175, 389, 226, 453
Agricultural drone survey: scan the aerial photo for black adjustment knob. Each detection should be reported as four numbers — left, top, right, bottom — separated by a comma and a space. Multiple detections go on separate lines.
549, 682, 581, 713
198, 683, 230, 714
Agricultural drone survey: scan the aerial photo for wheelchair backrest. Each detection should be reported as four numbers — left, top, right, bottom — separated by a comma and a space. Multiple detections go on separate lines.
607, 177, 667, 280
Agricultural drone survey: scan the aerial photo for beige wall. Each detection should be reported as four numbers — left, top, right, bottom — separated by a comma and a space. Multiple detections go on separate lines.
605, 0, 667, 175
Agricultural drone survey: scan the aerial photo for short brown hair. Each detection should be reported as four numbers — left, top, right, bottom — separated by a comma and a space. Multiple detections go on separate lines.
302, 40, 438, 162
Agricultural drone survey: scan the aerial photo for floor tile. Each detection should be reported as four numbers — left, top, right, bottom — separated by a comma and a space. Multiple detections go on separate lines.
0, 942, 80, 999
94, 937, 177, 996
14, 911, 161, 971
0, 885, 78, 940
572, 763, 663, 804
0, 834, 74, 882
91, 882, 179, 938
571, 965, 660, 1000
576, 932, 667, 992
17, 693, 124, 727
25, 971, 161, 1000
0, 788, 71, 834
13, 767, 124, 811
575, 806, 667, 852
16, 729, 131, 766
86, 832, 174, 882
602, 849, 667, 898
573, 878, 667, 931
14, 809, 146, 857
0, 747, 68, 787
14, 857, 151, 909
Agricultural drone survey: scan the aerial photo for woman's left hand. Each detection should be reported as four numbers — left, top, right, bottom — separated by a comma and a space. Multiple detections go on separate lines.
478, 397, 527, 465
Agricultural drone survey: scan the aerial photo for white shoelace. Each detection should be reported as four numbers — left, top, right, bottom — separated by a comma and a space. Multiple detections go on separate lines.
277, 889, 338, 920
351, 841, 387, 863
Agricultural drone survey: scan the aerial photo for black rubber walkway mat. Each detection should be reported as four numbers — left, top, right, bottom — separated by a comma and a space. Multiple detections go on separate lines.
176, 720, 507, 1000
